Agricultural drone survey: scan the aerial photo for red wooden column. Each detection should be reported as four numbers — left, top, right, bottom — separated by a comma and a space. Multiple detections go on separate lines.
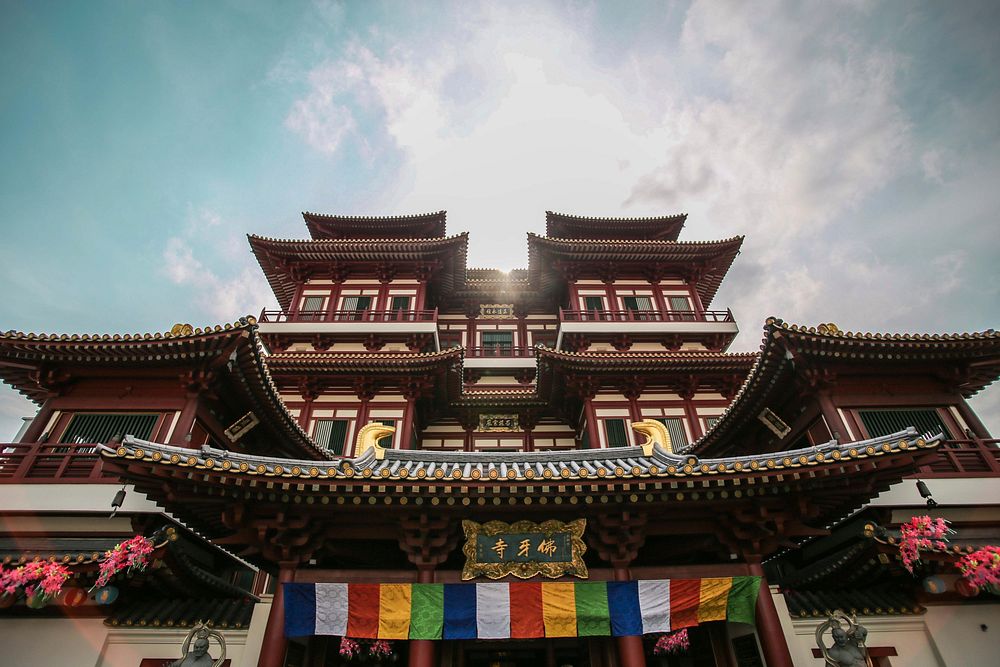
18, 398, 55, 442
817, 391, 849, 441
957, 398, 992, 438
399, 514, 455, 667
258, 563, 297, 667
169, 394, 200, 446
591, 513, 648, 667
408, 567, 437, 667
747, 559, 793, 667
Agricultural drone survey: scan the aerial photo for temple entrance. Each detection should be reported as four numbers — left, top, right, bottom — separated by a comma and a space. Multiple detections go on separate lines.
458, 638, 591, 667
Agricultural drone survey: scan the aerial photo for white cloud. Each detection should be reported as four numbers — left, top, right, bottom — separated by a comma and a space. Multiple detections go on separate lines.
281, 0, 1000, 424
162, 208, 275, 321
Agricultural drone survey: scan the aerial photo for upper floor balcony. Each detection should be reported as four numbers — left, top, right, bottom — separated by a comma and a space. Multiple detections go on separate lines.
464, 345, 536, 368
0, 442, 111, 483
258, 309, 440, 348
555, 307, 738, 351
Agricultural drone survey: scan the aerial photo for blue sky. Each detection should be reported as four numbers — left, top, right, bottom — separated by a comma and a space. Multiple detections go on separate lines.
1, 0, 999, 437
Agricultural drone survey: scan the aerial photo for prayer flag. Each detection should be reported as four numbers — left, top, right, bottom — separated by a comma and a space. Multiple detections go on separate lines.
542, 582, 577, 637
509, 582, 544, 638
574, 581, 610, 636
410, 584, 444, 640
476, 583, 511, 639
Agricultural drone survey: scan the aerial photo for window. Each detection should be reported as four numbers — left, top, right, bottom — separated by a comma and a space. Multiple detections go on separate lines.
655, 418, 690, 448
340, 296, 372, 321
481, 330, 513, 356
857, 409, 952, 439
60, 413, 158, 444
668, 296, 692, 311
584, 296, 605, 311
390, 296, 411, 311
623, 296, 655, 321
301, 295, 325, 311
705, 416, 720, 430
379, 419, 396, 447
313, 419, 349, 454
604, 418, 629, 448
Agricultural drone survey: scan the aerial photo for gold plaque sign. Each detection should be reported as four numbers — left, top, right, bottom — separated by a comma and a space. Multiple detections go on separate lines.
479, 303, 516, 319
478, 414, 519, 432
461, 519, 588, 580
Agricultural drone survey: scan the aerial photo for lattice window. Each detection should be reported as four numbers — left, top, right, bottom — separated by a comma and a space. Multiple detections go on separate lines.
604, 419, 629, 448
59, 413, 158, 444
857, 409, 952, 439
313, 419, 349, 455
668, 296, 692, 311
655, 417, 690, 448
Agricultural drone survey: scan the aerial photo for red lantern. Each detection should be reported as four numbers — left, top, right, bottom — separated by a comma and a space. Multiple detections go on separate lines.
955, 577, 980, 598
62, 587, 87, 607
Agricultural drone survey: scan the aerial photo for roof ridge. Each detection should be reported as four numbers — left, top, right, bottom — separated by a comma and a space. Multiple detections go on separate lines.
0, 317, 256, 342
766, 317, 1000, 341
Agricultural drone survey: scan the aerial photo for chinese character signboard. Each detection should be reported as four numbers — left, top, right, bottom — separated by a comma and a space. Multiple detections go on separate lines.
461, 519, 587, 580
479, 303, 516, 319
477, 414, 520, 432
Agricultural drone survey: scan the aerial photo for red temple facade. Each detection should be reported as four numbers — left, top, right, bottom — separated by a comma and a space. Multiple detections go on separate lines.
0, 210, 998, 666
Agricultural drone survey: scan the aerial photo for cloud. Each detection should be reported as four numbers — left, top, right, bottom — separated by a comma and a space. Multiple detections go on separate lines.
162, 207, 274, 321
280, 0, 1000, 423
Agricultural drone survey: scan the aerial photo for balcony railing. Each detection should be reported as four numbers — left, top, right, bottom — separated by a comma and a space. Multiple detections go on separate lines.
915, 438, 1000, 478
466, 346, 535, 358
259, 309, 438, 324
559, 308, 735, 323
0, 443, 112, 482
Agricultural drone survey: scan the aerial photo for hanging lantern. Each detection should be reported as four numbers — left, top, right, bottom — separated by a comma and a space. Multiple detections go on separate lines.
922, 576, 948, 594
93, 586, 119, 605
26, 592, 48, 609
62, 587, 87, 607
955, 578, 979, 598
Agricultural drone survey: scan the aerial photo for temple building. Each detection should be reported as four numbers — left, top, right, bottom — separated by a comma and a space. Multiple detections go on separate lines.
0, 210, 998, 666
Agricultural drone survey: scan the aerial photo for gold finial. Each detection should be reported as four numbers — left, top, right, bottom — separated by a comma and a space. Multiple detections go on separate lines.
631, 419, 673, 455
170, 323, 194, 337
354, 422, 396, 460
816, 322, 841, 335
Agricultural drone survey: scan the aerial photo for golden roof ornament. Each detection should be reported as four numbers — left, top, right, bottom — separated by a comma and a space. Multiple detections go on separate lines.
816, 322, 841, 335
170, 323, 195, 337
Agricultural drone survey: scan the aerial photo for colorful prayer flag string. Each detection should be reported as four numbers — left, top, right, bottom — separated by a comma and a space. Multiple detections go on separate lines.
284, 577, 760, 640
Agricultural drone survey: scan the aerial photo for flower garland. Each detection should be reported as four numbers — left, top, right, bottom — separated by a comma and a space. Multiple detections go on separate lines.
337, 637, 395, 661
0, 561, 71, 600
898, 515, 952, 573
653, 628, 690, 655
94, 535, 155, 589
958, 546, 1000, 589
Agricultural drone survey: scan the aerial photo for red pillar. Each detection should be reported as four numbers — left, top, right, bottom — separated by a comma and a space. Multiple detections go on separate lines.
408, 568, 437, 667
957, 398, 991, 439
19, 399, 55, 442
817, 392, 849, 442
584, 396, 599, 449
168, 394, 199, 447
258, 564, 297, 667
748, 560, 793, 667
612, 563, 646, 667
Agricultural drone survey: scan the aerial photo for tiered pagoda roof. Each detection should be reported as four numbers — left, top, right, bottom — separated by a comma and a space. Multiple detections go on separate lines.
100, 428, 942, 543
248, 233, 469, 309
302, 210, 447, 240
526, 233, 744, 306
693, 319, 1000, 456
0, 319, 327, 460
545, 211, 687, 241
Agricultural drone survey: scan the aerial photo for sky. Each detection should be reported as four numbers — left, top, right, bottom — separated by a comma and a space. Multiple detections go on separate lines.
1, 0, 998, 438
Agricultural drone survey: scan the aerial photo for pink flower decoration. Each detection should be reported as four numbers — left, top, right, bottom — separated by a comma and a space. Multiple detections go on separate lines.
654, 629, 690, 655
898, 516, 952, 574
339, 637, 359, 658
94, 535, 155, 589
958, 546, 1000, 588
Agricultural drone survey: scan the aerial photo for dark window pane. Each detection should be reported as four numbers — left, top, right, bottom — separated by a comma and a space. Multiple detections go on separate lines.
481, 331, 513, 355
60, 413, 158, 444
668, 296, 692, 311
314, 419, 349, 455
858, 409, 952, 439
655, 418, 690, 448
390, 296, 411, 311
379, 419, 396, 447
584, 296, 604, 311
605, 419, 629, 447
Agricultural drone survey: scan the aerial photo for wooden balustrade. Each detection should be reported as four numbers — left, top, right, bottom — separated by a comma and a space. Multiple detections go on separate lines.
914, 438, 1000, 478
465, 346, 534, 358
559, 308, 735, 323
258, 309, 437, 323
0, 442, 111, 482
